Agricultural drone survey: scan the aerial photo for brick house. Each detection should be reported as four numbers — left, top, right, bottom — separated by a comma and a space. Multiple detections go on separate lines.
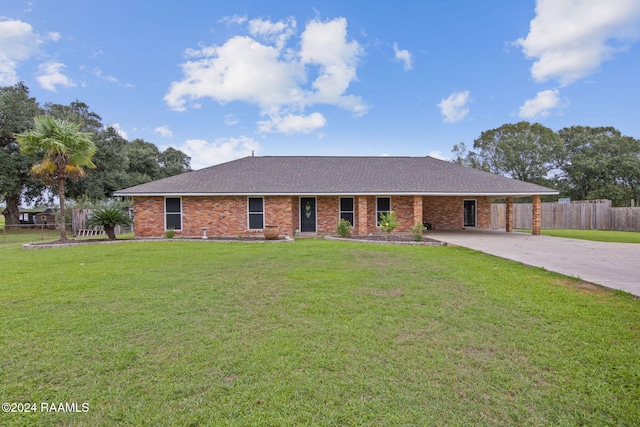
113, 156, 558, 237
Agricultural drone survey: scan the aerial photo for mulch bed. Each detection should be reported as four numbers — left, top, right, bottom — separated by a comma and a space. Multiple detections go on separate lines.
31, 238, 115, 245
327, 234, 446, 246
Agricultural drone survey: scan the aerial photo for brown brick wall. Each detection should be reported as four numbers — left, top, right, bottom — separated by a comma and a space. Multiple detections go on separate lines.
356, 196, 368, 235
133, 194, 491, 237
265, 196, 295, 236
360, 196, 419, 233
133, 197, 165, 237
133, 196, 296, 237
317, 196, 339, 233
423, 196, 490, 229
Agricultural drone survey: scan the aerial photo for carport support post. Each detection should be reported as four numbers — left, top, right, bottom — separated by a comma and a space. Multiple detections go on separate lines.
505, 197, 513, 232
532, 195, 541, 235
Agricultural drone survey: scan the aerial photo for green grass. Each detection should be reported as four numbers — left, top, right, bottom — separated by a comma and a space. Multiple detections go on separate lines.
517, 228, 640, 243
1, 239, 639, 426
0, 222, 134, 245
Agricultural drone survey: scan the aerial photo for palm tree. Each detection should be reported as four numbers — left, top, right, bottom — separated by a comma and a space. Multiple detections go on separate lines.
17, 115, 96, 240
86, 207, 132, 240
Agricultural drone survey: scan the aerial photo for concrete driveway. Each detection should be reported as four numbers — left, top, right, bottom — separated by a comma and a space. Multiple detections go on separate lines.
428, 229, 640, 297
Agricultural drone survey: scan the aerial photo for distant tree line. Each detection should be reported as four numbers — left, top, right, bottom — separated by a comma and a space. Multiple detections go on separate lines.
0, 83, 191, 225
452, 121, 640, 207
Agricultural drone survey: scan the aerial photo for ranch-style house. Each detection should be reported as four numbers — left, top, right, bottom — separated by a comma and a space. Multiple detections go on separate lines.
113, 156, 559, 238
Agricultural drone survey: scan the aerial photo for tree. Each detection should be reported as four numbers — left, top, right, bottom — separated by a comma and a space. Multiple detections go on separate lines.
86, 207, 131, 240
65, 125, 130, 200
45, 100, 103, 132
158, 146, 192, 177
123, 139, 191, 187
556, 126, 640, 206
453, 122, 561, 186
17, 116, 97, 240
0, 83, 43, 225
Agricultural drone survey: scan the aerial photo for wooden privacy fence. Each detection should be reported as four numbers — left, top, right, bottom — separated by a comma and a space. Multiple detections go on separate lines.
491, 200, 640, 232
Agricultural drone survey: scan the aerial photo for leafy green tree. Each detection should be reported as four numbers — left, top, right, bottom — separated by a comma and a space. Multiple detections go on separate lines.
158, 146, 192, 177
555, 126, 640, 206
0, 83, 44, 225
45, 100, 103, 132
453, 122, 561, 186
123, 139, 191, 187
451, 142, 489, 171
65, 125, 130, 200
17, 116, 97, 240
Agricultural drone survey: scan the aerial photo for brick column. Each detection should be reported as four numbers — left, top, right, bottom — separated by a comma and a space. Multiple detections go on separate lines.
413, 195, 423, 226
357, 196, 368, 235
532, 195, 541, 235
505, 197, 513, 232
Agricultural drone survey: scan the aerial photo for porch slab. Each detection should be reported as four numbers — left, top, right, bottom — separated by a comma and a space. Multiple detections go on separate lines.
428, 229, 640, 297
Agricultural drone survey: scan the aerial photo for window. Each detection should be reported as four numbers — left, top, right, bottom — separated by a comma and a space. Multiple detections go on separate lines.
339, 197, 355, 225
248, 197, 264, 229
376, 197, 391, 226
165, 197, 182, 230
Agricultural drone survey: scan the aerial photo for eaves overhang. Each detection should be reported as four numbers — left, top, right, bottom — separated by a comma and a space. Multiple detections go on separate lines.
114, 190, 560, 197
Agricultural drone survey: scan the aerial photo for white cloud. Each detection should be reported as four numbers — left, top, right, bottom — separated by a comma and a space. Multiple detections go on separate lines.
166, 35, 303, 111
298, 18, 365, 113
36, 62, 75, 92
438, 90, 470, 123
220, 15, 247, 26
427, 150, 449, 161
109, 123, 128, 140
93, 68, 134, 87
153, 125, 173, 138
516, 0, 640, 85
519, 89, 566, 118
48, 32, 61, 41
248, 17, 296, 50
224, 114, 239, 126
165, 16, 366, 134
178, 136, 261, 169
393, 43, 413, 71
257, 112, 327, 134
93, 68, 118, 83
0, 19, 42, 85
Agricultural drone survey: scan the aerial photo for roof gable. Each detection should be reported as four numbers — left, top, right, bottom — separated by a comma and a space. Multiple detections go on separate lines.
114, 156, 558, 196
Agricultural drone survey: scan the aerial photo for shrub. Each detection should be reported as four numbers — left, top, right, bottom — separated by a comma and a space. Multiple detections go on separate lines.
165, 228, 175, 239
86, 208, 132, 240
411, 222, 427, 241
336, 218, 352, 237
378, 211, 398, 233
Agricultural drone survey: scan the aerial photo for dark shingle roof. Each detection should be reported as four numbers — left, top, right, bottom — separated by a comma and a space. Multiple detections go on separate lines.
114, 156, 558, 196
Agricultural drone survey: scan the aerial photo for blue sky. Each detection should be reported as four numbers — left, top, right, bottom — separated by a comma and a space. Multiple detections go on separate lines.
2, 0, 640, 169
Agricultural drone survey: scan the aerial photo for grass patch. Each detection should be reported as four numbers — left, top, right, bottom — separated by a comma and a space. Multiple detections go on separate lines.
0, 226, 61, 244
517, 228, 640, 243
1, 240, 639, 426
0, 224, 134, 245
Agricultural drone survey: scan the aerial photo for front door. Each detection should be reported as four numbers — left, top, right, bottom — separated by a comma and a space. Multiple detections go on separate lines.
464, 200, 476, 227
300, 198, 316, 232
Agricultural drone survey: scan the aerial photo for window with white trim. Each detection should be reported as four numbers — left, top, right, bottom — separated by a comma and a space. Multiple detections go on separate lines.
248, 197, 264, 229
376, 197, 391, 227
339, 197, 355, 226
165, 197, 182, 230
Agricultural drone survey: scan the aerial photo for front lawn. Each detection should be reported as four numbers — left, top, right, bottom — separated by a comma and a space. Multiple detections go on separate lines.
517, 228, 640, 243
1, 240, 638, 426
